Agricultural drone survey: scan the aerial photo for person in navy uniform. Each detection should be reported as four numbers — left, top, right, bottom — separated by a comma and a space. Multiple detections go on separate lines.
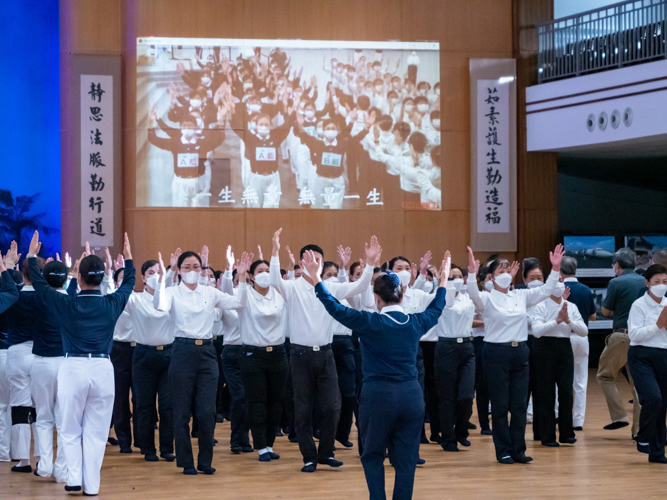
305, 249, 450, 500
0, 249, 19, 313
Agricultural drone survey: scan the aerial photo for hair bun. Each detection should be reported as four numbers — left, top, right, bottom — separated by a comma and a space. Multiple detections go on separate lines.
385, 270, 401, 288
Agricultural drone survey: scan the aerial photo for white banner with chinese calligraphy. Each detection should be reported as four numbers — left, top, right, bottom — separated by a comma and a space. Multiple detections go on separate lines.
469, 59, 517, 252
80, 75, 113, 247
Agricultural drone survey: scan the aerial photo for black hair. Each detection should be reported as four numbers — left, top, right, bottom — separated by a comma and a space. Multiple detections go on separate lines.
321, 261, 339, 277
478, 265, 492, 282
249, 259, 270, 275
294, 264, 301, 270
214, 270, 223, 281
373, 272, 403, 305
389, 256, 411, 271
392, 121, 412, 142
645, 264, 667, 283
43, 261, 68, 288
280, 269, 287, 277
9, 269, 24, 290
431, 145, 441, 168
408, 131, 428, 154
522, 257, 543, 280
357, 95, 371, 111
373, 267, 382, 274
378, 114, 393, 132
414, 95, 428, 105
300, 244, 324, 259
488, 258, 509, 276
430, 110, 440, 120
177, 251, 202, 269
113, 268, 124, 284
350, 262, 361, 277
80, 255, 105, 286
141, 259, 159, 276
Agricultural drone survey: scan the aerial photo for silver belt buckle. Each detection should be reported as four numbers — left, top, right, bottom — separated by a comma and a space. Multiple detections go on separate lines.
130, 341, 137, 347
266, 346, 273, 352
212, 335, 218, 341
511, 341, 519, 348
313, 346, 320, 352
456, 337, 463, 344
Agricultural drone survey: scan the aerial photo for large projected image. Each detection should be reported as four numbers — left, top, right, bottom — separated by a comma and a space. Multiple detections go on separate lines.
136, 38, 440, 209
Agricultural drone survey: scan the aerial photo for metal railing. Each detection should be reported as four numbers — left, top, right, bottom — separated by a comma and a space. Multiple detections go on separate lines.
538, 0, 666, 83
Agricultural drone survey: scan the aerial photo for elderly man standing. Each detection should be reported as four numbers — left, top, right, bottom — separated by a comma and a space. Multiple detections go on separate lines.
597, 248, 646, 436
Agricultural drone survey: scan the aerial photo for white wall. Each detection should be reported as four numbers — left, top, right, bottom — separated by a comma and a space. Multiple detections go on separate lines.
555, 0, 621, 18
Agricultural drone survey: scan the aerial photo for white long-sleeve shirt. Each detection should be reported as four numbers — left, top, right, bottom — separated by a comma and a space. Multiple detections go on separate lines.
399, 287, 437, 341
236, 283, 286, 346
434, 288, 475, 338
467, 269, 560, 343
153, 281, 239, 340
101, 276, 134, 342
628, 293, 667, 349
531, 298, 588, 339
269, 256, 373, 346
124, 290, 174, 346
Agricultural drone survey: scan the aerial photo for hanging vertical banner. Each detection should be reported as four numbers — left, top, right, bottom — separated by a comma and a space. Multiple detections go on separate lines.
80, 75, 114, 247
477, 79, 510, 233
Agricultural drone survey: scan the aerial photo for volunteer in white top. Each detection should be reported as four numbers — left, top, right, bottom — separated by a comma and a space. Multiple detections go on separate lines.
235, 253, 287, 461
432, 264, 476, 452
532, 281, 588, 447
467, 244, 564, 464
269, 228, 380, 473
627, 263, 667, 463
154, 246, 239, 476
472, 266, 493, 435
124, 259, 176, 463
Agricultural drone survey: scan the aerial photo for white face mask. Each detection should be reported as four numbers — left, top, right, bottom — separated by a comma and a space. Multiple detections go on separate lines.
254, 272, 271, 288
182, 128, 196, 139
247, 103, 261, 112
145, 274, 159, 290
651, 284, 667, 297
452, 278, 464, 292
257, 126, 270, 137
552, 282, 566, 298
325, 276, 338, 283
527, 280, 544, 289
423, 281, 434, 293
304, 110, 315, 119
432, 119, 441, 129
485, 280, 495, 292
435, 87, 440, 95
494, 272, 512, 289
417, 104, 429, 113
375, 85, 383, 93
190, 99, 202, 108
324, 130, 337, 140
201, 77, 211, 86
419, 89, 427, 96
208, 278, 217, 287
404, 104, 414, 112
397, 270, 412, 287
181, 270, 199, 284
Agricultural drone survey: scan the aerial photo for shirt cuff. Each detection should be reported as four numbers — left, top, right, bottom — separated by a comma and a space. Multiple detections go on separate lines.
224, 269, 233, 279
364, 264, 373, 273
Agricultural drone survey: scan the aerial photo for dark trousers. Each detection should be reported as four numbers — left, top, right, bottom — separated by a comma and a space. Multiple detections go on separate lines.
360, 379, 424, 500
282, 339, 296, 439
533, 336, 575, 444
628, 345, 667, 460
169, 338, 219, 469
132, 344, 174, 455
434, 338, 475, 447
213, 337, 225, 415
221, 345, 250, 449
419, 341, 440, 438
353, 333, 364, 454
483, 342, 529, 461
527, 334, 541, 440
239, 345, 288, 450
290, 344, 341, 464
332, 335, 357, 443
472, 336, 490, 430
110, 340, 137, 450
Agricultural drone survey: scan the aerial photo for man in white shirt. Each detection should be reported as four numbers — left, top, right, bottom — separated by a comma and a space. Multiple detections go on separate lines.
269, 228, 381, 473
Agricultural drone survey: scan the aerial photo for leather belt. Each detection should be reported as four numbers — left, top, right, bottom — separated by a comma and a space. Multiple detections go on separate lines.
175, 337, 212, 346
136, 343, 172, 351
438, 337, 473, 343
66, 353, 109, 359
489, 341, 526, 348
291, 343, 332, 352
243, 344, 284, 353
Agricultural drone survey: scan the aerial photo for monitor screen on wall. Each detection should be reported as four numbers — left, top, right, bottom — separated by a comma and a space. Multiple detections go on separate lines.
135, 37, 440, 210
563, 235, 616, 278
625, 235, 667, 272
589, 287, 613, 330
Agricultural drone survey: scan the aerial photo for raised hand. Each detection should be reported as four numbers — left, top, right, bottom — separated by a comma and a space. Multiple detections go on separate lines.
64, 252, 72, 269
6, 240, 21, 268
200, 245, 209, 270
226, 245, 235, 271
29, 231, 41, 257
550, 244, 565, 272
170, 247, 182, 271
557, 302, 570, 324
115, 254, 125, 271
364, 235, 382, 267
302, 250, 322, 283
85, 241, 92, 256
337, 245, 351, 270
45, 257, 54, 264
439, 251, 452, 287
419, 250, 432, 275
157, 252, 166, 282
123, 233, 133, 261
236, 251, 250, 280
509, 261, 520, 279
285, 246, 295, 270
257, 245, 263, 261
410, 262, 418, 280
104, 247, 113, 276
467, 246, 479, 275
72, 252, 85, 276
272, 228, 282, 257
55, 252, 61, 262
563, 286, 571, 301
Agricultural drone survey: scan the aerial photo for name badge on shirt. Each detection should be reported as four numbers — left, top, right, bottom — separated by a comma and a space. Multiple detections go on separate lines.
434, 133, 440, 145
304, 126, 316, 137
177, 153, 199, 168
256, 147, 276, 161
321, 152, 342, 167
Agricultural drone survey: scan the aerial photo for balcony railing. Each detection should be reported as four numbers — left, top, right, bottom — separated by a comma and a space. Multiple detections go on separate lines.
538, 0, 666, 83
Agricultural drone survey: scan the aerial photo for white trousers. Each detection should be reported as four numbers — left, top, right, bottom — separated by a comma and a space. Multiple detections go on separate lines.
312, 175, 345, 209
7, 342, 36, 461
58, 357, 114, 495
31, 355, 67, 481
571, 335, 590, 427
171, 176, 200, 207
245, 171, 281, 208
0, 349, 11, 461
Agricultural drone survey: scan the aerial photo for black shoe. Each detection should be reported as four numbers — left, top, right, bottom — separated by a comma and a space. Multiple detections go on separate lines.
542, 441, 560, 447
604, 421, 629, 430
120, 447, 132, 453
573, 426, 583, 431
289, 435, 298, 443
467, 422, 477, 430
420, 435, 429, 444
11, 465, 32, 473
213, 439, 218, 445
83, 492, 98, 496
637, 442, 649, 454
216, 414, 225, 423
32, 462, 39, 476
498, 456, 514, 464
429, 434, 442, 444
107, 437, 119, 446
560, 437, 577, 445
144, 454, 159, 462
301, 463, 317, 473
268, 452, 280, 459
183, 467, 198, 475
441, 443, 459, 452
197, 465, 216, 475
318, 457, 343, 467
65, 485, 82, 492
241, 445, 254, 453
337, 439, 354, 448
416, 457, 426, 465
231, 447, 241, 455
160, 452, 176, 462
313, 430, 321, 440
514, 453, 533, 463
481, 428, 493, 436
649, 455, 667, 463
275, 430, 284, 437
458, 439, 471, 447
259, 453, 271, 462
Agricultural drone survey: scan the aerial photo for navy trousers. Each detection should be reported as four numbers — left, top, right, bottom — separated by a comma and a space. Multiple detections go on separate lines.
110, 340, 137, 450
332, 335, 357, 443
221, 345, 251, 449
472, 336, 490, 430
360, 379, 424, 500
628, 345, 667, 460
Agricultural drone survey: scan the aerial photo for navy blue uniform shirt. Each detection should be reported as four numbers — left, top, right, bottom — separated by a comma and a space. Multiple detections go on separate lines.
29, 257, 135, 355
315, 283, 446, 383
24, 265, 68, 357
564, 279, 597, 326
0, 270, 19, 315
6, 288, 37, 346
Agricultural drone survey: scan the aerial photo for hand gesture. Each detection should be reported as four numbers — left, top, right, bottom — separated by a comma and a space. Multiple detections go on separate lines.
364, 236, 382, 267
55, 253, 61, 262
257, 245, 263, 261
85, 241, 93, 256
148, 106, 158, 123
0, 252, 6, 273
419, 250, 432, 275
28, 231, 41, 257
310, 75, 317, 87
115, 253, 125, 271
657, 306, 667, 330
200, 245, 209, 269
563, 286, 571, 301
72, 252, 86, 276
272, 228, 282, 257
467, 246, 479, 275
226, 245, 235, 270
64, 252, 72, 269
285, 246, 295, 269
176, 62, 185, 75
6, 240, 21, 268
170, 248, 182, 271
45, 257, 54, 264
372, 124, 380, 142
337, 245, 351, 270
439, 251, 451, 287
410, 262, 418, 280
509, 261, 520, 279
157, 252, 167, 282
557, 302, 570, 324
550, 244, 565, 272
104, 247, 113, 276
236, 251, 250, 280
123, 233, 132, 261
301, 250, 322, 283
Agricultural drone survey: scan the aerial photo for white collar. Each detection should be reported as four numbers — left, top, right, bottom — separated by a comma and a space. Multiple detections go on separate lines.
323, 138, 338, 147
22, 285, 35, 292
644, 292, 666, 308
181, 135, 197, 145
563, 277, 578, 282
380, 305, 405, 315
56, 288, 67, 295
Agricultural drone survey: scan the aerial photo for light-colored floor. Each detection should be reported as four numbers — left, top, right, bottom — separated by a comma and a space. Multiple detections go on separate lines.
3, 369, 667, 499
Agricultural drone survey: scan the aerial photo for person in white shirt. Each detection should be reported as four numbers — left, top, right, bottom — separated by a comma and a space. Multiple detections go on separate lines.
124, 259, 176, 463
234, 253, 288, 462
466, 244, 564, 464
472, 266, 493, 435
154, 246, 239, 476
269, 228, 381, 473
532, 281, 588, 447
433, 265, 476, 452
627, 264, 667, 463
